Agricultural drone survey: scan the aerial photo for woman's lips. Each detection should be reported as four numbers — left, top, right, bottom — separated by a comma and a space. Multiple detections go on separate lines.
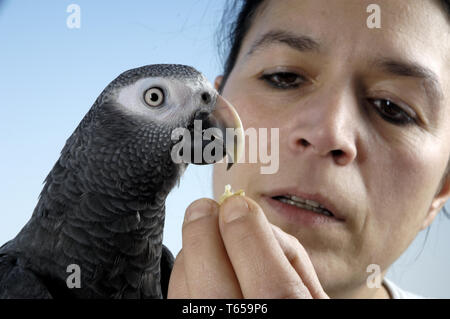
262, 195, 345, 226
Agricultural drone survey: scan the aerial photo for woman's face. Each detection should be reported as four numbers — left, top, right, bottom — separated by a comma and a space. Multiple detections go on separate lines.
213, 0, 450, 295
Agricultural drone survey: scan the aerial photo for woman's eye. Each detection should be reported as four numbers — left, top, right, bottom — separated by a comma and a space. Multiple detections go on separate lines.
260, 72, 306, 89
368, 98, 415, 125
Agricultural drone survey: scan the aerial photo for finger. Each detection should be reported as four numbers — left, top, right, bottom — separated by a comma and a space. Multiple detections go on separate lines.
219, 195, 312, 299
182, 198, 242, 298
167, 250, 190, 298
271, 225, 329, 299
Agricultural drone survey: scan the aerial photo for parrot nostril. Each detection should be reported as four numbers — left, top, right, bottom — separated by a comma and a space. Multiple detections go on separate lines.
201, 92, 212, 104
194, 111, 210, 121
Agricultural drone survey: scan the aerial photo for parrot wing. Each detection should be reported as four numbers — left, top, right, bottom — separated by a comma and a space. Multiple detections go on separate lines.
0, 249, 52, 299
160, 244, 174, 299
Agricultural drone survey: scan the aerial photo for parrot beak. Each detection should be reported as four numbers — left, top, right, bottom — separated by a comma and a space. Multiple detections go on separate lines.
209, 95, 244, 170
189, 95, 244, 170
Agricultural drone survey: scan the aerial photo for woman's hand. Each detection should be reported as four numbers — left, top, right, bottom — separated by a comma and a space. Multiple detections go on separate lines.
167, 195, 329, 299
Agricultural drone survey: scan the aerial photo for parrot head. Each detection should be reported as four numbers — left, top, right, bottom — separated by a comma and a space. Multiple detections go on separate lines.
66, 64, 243, 198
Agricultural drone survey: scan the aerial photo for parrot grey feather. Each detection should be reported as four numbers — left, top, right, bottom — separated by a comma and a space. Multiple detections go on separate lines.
0, 64, 219, 298
0, 253, 52, 299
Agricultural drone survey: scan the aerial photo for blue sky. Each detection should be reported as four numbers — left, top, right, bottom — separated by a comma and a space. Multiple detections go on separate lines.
0, 0, 224, 249
0, 0, 449, 297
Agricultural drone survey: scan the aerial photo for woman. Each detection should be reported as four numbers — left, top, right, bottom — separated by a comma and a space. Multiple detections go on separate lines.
168, 0, 450, 298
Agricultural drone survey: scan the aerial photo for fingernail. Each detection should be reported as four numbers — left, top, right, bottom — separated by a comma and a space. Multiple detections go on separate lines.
223, 195, 249, 223
185, 199, 213, 223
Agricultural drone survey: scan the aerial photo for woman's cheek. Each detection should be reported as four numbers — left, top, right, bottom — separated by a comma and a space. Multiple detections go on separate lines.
366, 145, 442, 250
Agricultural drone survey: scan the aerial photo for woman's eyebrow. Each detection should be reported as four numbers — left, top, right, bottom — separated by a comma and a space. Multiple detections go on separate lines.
372, 57, 444, 107
245, 29, 321, 57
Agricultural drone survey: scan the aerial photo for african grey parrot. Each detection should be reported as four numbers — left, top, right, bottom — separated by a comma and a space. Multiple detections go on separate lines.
0, 64, 243, 299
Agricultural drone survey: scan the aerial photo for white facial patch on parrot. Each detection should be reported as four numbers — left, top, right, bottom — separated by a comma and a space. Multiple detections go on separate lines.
114, 76, 215, 127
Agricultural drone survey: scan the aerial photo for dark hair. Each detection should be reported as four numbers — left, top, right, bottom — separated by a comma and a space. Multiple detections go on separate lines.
443, 0, 450, 15
216, 0, 266, 93
216, 0, 450, 218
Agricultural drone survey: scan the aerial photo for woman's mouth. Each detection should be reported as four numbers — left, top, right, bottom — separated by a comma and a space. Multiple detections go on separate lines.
263, 192, 345, 226
272, 195, 334, 217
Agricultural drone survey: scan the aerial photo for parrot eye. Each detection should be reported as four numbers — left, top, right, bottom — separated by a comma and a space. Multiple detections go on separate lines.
144, 87, 165, 107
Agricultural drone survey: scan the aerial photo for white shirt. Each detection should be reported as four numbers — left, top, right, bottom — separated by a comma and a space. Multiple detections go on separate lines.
383, 278, 424, 299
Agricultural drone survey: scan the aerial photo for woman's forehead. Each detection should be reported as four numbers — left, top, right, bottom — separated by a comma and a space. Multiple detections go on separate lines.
248, 0, 449, 57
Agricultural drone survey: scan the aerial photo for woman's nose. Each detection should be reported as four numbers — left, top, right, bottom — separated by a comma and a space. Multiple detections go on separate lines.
287, 90, 358, 166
